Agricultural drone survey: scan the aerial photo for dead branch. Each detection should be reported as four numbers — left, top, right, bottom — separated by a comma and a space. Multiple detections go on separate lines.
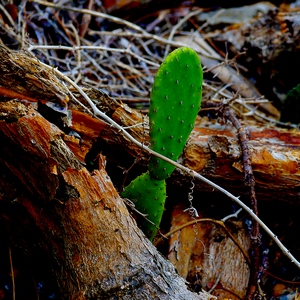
219, 104, 260, 299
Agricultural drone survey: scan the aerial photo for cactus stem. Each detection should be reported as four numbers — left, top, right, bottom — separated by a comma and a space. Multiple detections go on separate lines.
122, 47, 203, 240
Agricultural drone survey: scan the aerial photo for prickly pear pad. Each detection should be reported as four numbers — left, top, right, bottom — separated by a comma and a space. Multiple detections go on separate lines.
121, 171, 166, 240
148, 47, 203, 180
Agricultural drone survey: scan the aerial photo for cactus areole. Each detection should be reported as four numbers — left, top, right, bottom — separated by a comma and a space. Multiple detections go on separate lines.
148, 47, 203, 180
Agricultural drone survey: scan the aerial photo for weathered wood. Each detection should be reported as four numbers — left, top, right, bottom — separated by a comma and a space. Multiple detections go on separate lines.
167, 203, 251, 300
0, 100, 209, 299
0, 45, 69, 107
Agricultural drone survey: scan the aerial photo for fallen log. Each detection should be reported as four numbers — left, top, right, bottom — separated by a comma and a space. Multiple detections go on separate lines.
0, 100, 209, 299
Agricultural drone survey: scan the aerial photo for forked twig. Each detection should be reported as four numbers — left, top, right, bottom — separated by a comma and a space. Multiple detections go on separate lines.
220, 103, 261, 298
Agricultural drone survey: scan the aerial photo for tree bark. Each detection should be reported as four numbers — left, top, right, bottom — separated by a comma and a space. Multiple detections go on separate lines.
0, 100, 210, 299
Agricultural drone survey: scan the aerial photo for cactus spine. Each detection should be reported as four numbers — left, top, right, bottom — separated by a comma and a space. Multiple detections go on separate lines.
121, 47, 203, 240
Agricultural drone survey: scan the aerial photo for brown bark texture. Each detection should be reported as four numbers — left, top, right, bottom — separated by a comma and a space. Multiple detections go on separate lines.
0, 46, 209, 299
167, 203, 251, 300
0, 100, 208, 299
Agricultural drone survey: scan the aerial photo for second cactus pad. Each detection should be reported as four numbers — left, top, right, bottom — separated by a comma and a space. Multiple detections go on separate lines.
148, 47, 203, 180
121, 171, 166, 240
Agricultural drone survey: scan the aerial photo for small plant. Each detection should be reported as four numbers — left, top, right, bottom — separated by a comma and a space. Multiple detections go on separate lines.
122, 47, 203, 240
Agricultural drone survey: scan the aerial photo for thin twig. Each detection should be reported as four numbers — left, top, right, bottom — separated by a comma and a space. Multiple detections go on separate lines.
8, 246, 15, 300
164, 8, 203, 58
221, 208, 242, 222
0, 4, 15, 27
220, 103, 261, 298
28, 45, 161, 68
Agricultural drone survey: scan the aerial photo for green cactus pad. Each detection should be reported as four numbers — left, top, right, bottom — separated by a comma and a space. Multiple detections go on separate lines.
148, 47, 203, 180
121, 171, 166, 240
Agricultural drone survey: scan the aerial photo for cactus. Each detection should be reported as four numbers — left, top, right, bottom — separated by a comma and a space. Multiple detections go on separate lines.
148, 47, 203, 180
121, 171, 166, 240
121, 47, 203, 240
